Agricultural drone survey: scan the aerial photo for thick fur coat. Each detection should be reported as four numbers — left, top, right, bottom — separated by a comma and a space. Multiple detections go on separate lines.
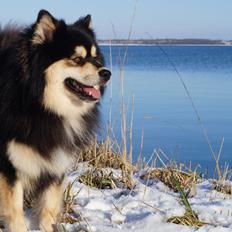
0, 10, 110, 232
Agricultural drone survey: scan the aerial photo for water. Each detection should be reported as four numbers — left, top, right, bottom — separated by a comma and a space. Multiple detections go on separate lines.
100, 45, 232, 173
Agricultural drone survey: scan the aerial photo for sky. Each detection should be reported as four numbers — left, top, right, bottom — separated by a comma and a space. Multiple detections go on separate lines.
0, 0, 232, 40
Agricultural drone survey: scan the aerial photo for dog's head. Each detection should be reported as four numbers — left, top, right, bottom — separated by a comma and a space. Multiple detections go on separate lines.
27, 10, 110, 118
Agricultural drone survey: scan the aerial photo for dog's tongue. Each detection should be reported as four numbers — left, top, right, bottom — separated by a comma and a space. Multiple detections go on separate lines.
83, 86, 101, 99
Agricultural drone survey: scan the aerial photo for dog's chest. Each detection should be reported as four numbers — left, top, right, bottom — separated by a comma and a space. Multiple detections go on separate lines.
7, 140, 73, 179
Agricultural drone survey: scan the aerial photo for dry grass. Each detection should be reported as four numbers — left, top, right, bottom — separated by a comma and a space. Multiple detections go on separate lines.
79, 139, 135, 173
210, 161, 232, 195
167, 176, 205, 228
79, 169, 117, 189
140, 167, 198, 194
77, 138, 136, 190
61, 178, 81, 224
79, 168, 134, 190
212, 180, 232, 195
167, 210, 205, 228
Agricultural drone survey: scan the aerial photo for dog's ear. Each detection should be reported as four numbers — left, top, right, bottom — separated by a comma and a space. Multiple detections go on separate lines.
82, 15, 92, 29
32, 9, 57, 45
74, 14, 92, 29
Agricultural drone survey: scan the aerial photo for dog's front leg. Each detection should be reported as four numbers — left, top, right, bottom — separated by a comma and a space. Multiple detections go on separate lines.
37, 182, 64, 232
0, 176, 27, 232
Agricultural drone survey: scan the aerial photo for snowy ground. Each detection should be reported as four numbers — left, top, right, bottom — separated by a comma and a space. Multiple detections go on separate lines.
15, 163, 232, 231
57, 164, 232, 232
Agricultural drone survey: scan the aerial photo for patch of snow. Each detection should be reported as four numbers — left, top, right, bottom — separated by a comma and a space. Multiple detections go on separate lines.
23, 164, 232, 231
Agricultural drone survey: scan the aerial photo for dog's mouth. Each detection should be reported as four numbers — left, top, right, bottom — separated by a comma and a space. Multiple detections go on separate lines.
64, 78, 101, 101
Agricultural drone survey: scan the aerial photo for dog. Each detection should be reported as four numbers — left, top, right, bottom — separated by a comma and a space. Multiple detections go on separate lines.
0, 9, 111, 232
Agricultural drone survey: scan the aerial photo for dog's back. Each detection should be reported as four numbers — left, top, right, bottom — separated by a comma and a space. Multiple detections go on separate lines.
0, 25, 21, 51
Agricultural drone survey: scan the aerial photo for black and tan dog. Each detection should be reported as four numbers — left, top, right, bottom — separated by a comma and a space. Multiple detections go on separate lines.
0, 10, 110, 232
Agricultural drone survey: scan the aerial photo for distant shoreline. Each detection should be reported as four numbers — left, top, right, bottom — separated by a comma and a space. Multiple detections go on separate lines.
98, 39, 232, 46
99, 43, 232, 46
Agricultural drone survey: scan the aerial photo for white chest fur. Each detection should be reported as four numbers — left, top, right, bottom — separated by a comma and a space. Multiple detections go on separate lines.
7, 140, 73, 179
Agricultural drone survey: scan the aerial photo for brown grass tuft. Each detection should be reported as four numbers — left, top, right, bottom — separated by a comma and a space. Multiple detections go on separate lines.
79, 139, 135, 173
61, 179, 81, 224
79, 168, 134, 190
167, 210, 205, 228
212, 180, 232, 195
141, 168, 198, 193
167, 175, 205, 228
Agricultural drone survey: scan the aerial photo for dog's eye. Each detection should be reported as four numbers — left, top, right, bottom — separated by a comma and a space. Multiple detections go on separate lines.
95, 60, 102, 66
91, 58, 103, 67
71, 57, 83, 65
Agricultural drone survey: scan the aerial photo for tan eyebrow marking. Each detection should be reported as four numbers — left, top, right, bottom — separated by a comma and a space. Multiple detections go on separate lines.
74, 46, 87, 58
91, 45, 97, 57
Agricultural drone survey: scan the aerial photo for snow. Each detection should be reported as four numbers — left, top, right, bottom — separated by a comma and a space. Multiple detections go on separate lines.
57, 165, 232, 232
18, 164, 232, 231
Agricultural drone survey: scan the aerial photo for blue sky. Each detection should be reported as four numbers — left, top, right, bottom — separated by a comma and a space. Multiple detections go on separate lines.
0, 0, 232, 40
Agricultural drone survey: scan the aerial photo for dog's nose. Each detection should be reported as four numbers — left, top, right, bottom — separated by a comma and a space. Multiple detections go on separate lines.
99, 69, 111, 83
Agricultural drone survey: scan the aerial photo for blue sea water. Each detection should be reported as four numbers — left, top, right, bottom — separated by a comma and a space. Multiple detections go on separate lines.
100, 45, 232, 173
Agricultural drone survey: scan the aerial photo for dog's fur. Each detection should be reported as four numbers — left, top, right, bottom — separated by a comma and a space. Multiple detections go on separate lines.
0, 10, 110, 232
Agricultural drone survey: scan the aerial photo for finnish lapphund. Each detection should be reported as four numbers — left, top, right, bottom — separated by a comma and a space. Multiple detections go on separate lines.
0, 9, 111, 232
